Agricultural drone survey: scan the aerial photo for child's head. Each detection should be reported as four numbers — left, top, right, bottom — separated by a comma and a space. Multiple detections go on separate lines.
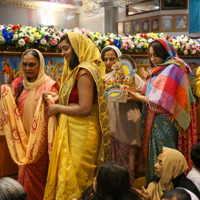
93, 162, 139, 199
191, 142, 200, 169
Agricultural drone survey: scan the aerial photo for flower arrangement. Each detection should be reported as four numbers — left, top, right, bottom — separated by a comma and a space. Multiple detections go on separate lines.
0, 24, 200, 56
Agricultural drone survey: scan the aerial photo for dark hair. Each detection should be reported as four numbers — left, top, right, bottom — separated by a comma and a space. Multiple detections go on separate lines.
190, 142, 200, 168
161, 188, 191, 200
85, 162, 141, 200
101, 48, 118, 61
0, 177, 27, 200
60, 34, 80, 70
15, 49, 40, 103
149, 41, 170, 61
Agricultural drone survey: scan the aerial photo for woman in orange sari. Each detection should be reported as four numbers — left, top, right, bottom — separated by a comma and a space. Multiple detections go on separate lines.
1, 49, 59, 200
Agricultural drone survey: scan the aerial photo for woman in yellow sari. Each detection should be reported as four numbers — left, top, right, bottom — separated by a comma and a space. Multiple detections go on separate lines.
43, 32, 110, 200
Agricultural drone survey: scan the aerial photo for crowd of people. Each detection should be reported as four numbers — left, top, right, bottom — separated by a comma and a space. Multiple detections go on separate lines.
0, 32, 200, 200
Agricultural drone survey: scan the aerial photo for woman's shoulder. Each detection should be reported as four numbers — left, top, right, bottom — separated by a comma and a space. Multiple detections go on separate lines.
44, 78, 60, 92
77, 68, 93, 80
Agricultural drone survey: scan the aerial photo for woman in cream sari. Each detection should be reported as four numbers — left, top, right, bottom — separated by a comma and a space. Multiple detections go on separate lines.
43, 32, 110, 200
0, 49, 59, 200
101, 45, 145, 183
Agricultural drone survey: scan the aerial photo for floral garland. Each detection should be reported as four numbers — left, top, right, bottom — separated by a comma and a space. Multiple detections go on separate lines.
0, 24, 200, 56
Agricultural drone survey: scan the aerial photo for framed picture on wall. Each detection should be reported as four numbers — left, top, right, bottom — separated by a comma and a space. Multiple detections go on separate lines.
133, 19, 140, 34
151, 16, 159, 32
161, 0, 188, 10
124, 21, 132, 34
175, 14, 188, 31
141, 18, 150, 33
161, 15, 174, 31
117, 22, 124, 34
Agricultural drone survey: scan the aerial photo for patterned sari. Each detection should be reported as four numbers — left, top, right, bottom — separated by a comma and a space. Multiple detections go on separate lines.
0, 49, 59, 200
43, 32, 110, 200
141, 39, 197, 183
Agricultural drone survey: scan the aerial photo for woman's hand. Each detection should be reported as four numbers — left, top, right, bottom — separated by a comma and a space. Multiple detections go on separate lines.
141, 67, 148, 80
127, 90, 145, 102
135, 186, 152, 200
47, 104, 61, 116
43, 92, 59, 103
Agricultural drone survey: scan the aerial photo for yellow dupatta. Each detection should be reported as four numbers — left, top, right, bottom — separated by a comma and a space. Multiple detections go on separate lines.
44, 32, 110, 200
147, 147, 188, 200
0, 49, 58, 164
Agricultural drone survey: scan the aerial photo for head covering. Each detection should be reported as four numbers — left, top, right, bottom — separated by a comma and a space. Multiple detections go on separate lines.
160, 147, 188, 192
147, 147, 188, 199
21, 49, 49, 135
101, 45, 122, 59
61, 32, 105, 85
148, 38, 191, 75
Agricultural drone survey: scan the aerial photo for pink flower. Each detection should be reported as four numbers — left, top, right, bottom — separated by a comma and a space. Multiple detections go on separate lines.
58, 32, 64, 37
192, 50, 196, 54
192, 45, 196, 49
51, 38, 58, 46
197, 47, 200, 51
122, 42, 127, 50
128, 44, 132, 48
185, 45, 190, 50
81, 28, 89, 36
182, 41, 186, 45
50, 29, 55, 33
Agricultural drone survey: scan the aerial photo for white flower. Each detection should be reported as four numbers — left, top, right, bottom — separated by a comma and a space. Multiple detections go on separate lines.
174, 46, 178, 51
13, 34, 19, 40
18, 38, 25, 47
189, 39, 194, 45
138, 42, 144, 48
183, 50, 188, 55
30, 34, 35, 41
94, 39, 102, 46
44, 32, 50, 36
38, 34, 42, 39
25, 34, 29, 38
148, 38, 153, 43
0, 36, 5, 43
98, 35, 103, 40
20, 28, 26, 33
110, 39, 114, 42
172, 39, 177, 43
160, 33, 164, 37
130, 44, 135, 49
134, 40, 139, 45
52, 33, 56, 39
88, 31, 94, 38
56, 36, 60, 40
181, 46, 185, 51
19, 33, 24, 37
40, 38, 47, 45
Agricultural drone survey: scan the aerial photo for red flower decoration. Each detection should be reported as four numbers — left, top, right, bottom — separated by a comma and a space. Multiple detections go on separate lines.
110, 41, 113, 45
166, 35, 170, 40
24, 37, 30, 43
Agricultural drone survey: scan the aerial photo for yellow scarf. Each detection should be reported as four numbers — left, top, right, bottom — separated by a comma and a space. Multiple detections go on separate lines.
147, 147, 188, 200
